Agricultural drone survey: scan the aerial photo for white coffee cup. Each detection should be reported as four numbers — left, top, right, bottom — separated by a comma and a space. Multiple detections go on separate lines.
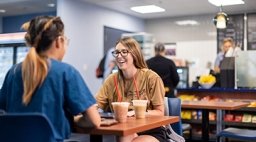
111, 102, 130, 123
132, 100, 148, 119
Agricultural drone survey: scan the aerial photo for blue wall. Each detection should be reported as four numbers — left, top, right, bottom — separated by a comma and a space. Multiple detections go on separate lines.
2, 11, 56, 33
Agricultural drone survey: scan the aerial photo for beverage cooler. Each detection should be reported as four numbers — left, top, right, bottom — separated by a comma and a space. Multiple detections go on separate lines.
176, 66, 189, 89
0, 32, 29, 88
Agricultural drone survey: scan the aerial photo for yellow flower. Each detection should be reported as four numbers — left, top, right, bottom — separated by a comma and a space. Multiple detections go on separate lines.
199, 74, 216, 84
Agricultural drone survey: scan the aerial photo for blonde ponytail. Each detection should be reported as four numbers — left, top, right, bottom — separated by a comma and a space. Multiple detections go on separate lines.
22, 47, 48, 105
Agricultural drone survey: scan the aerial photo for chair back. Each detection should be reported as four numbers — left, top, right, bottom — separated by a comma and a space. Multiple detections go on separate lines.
0, 113, 56, 142
0, 109, 5, 114
164, 97, 183, 136
217, 127, 256, 142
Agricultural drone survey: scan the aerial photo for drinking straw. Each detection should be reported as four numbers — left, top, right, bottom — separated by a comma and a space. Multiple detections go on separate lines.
114, 75, 122, 102
133, 76, 140, 100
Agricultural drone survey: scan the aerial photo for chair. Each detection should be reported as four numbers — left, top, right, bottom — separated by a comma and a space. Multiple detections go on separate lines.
164, 97, 192, 139
165, 97, 182, 135
217, 127, 256, 142
0, 113, 57, 142
0, 109, 5, 114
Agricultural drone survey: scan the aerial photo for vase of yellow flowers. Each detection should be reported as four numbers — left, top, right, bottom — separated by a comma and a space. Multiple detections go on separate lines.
198, 74, 216, 89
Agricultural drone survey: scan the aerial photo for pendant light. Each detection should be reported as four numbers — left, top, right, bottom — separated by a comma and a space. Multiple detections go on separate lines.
213, 6, 228, 29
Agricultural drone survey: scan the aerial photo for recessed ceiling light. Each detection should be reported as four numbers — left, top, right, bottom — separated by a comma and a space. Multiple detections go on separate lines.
208, 0, 244, 6
47, 3, 55, 7
0, 9, 6, 13
131, 5, 165, 14
175, 20, 199, 26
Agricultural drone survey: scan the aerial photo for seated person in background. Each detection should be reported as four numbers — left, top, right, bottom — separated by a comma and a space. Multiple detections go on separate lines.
96, 37, 167, 142
146, 42, 180, 98
0, 16, 100, 142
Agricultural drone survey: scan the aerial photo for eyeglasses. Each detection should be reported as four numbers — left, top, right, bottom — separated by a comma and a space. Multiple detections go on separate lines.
111, 49, 129, 58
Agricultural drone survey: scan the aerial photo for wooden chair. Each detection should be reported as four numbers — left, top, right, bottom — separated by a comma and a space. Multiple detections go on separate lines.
0, 113, 57, 142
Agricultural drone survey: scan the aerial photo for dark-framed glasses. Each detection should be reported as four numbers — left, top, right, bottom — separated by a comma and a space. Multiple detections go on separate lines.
112, 49, 129, 58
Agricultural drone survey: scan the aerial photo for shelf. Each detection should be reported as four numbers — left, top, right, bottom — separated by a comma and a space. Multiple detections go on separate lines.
224, 121, 256, 128
235, 107, 256, 112
182, 119, 256, 128
182, 107, 256, 112
182, 119, 216, 125
178, 88, 256, 93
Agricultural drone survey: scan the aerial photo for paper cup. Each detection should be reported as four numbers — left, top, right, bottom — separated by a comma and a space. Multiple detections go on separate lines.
111, 102, 130, 123
132, 100, 148, 119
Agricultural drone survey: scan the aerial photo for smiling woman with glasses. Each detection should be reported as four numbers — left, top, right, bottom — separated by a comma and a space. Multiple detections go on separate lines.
96, 37, 168, 142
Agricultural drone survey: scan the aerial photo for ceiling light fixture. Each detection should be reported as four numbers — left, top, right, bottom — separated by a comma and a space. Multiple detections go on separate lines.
47, 3, 55, 8
131, 5, 165, 14
213, 6, 229, 29
208, 0, 244, 6
0, 9, 6, 13
175, 20, 199, 26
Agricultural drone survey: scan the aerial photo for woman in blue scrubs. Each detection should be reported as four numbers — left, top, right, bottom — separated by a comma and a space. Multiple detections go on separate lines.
0, 16, 100, 141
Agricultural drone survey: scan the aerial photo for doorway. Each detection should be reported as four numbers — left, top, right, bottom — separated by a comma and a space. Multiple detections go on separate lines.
103, 26, 132, 54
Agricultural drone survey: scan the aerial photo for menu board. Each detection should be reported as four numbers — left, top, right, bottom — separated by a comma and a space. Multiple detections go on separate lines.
217, 14, 244, 52
247, 13, 256, 50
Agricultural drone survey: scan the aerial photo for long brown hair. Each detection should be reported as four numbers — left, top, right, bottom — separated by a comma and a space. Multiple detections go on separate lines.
116, 37, 148, 69
21, 16, 64, 105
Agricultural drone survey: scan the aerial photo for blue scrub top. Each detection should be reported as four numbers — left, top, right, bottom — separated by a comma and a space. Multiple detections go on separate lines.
214, 52, 224, 67
0, 59, 96, 141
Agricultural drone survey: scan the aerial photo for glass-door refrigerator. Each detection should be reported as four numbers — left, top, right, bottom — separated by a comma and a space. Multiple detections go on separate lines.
0, 47, 14, 87
0, 33, 29, 88
176, 66, 189, 88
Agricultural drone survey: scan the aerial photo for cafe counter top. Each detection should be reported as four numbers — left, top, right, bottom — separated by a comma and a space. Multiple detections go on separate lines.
178, 87, 256, 92
177, 88, 256, 100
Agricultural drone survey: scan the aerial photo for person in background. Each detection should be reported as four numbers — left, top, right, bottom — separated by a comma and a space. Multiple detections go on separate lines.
146, 42, 180, 98
213, 37, 241, 88
103, 47, 116, 80
0, 16, 100, 141
96, 37, 166, 142
224, 38, 241, 58
214, 37, 234, 74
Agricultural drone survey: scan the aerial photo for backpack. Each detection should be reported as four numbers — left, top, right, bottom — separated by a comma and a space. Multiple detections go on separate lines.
96, 54, 106, 78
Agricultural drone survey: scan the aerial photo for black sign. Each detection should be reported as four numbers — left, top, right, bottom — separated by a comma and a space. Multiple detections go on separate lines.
247, 13, 256, 50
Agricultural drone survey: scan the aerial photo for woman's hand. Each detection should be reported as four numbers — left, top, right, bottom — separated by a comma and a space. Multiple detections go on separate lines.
74, 104, 101, 128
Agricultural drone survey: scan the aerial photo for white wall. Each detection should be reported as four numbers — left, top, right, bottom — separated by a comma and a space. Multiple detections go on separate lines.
176, 40, 217, 86
57, 0, 219, 90
57, 0, 144, 94
145, 15, 218, 86
145, 14, 217, 42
